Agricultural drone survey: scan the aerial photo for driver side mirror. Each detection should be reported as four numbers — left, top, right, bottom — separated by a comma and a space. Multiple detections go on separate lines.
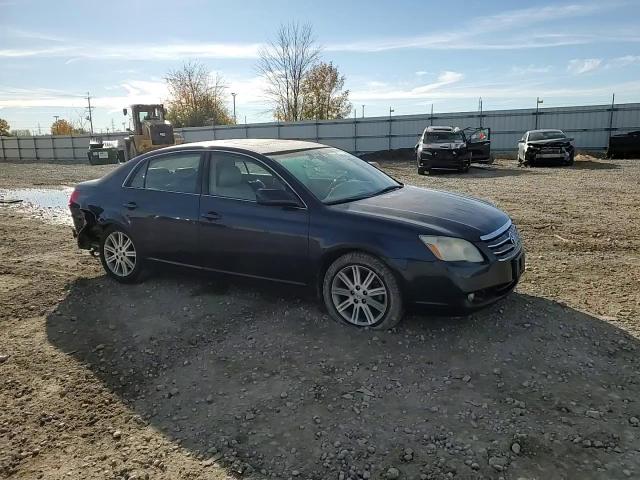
122, 108, 128, 116
256, 188, 301, 207
518, 139, 524, 144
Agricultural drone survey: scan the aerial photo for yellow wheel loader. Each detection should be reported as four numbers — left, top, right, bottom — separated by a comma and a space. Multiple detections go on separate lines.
122, 104, 183, 160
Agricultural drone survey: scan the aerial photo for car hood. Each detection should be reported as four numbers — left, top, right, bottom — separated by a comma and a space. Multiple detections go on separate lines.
334, 185, 509, 239
422, 142, 466, 149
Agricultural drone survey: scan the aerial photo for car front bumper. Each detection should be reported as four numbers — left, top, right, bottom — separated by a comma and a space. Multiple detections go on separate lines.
419, 152, 469, 169
526, 149, 573, 162
388, 249, 525, 314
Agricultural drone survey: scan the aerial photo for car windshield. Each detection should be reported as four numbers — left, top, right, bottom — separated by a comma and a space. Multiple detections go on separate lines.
528, 131, 566, 141
268, 147, 402, 205
424, 131, 464, 143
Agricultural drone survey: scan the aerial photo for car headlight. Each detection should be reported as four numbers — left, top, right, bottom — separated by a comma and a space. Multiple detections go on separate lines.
419, 235, 484, 262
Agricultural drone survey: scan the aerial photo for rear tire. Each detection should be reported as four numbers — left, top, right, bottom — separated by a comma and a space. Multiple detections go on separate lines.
99, 226, 144, 283
417, 167, 427, 175
323, 252, 404, 330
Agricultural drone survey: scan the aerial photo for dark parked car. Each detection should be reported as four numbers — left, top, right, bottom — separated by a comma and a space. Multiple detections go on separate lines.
607, 130, 640, 158
517, 129, 575, 166
415, 126, 493, 175
69, 139, 525, 329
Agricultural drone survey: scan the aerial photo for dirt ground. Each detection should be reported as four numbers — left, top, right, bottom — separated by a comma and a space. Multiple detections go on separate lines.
1, 156, 639, 480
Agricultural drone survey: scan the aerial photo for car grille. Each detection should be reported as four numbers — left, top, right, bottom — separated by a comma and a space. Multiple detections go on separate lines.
482, 223, 521, 261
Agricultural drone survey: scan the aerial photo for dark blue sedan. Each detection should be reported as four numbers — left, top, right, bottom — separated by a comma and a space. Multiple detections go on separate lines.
69, 139, 525, 329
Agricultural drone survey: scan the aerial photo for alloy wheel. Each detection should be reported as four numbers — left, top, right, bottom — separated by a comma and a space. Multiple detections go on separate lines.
103, 231, 136, 277
330, 264, 388, 326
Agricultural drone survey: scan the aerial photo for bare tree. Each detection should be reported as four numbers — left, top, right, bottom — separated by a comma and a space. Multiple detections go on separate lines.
165, 61, 233, 127
257, 22, 320, 121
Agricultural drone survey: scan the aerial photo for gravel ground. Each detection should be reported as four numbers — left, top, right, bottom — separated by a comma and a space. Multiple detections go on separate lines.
1, 156, 639, 480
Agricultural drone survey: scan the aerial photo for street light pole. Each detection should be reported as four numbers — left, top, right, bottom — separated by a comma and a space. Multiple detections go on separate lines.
231, 93, 237, 124
361, 104, 365, 118
535, 97, 543, 129
388, 107, 394, 151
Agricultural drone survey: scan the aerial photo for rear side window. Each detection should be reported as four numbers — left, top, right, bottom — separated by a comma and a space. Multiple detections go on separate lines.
128, 153, 201, 194
129, 162, 147, 188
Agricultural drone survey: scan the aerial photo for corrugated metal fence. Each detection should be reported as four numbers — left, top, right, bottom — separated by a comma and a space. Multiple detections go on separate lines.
2, 102, 639, 163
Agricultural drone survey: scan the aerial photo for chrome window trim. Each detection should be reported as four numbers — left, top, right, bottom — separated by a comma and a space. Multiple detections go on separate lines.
480, 219, 512, 241
121, 149, 206, 190
206, 148, 308, 209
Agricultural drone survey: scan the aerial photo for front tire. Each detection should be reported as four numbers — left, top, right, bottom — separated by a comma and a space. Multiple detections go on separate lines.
99, 226, 143, 283
322, 253, 404, 330
566, 152, 575, 166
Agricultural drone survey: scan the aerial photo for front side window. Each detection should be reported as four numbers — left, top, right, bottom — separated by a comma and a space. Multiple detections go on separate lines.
209, 152, 286, 201
269, 147, 401, 205
129, 153, 201, 193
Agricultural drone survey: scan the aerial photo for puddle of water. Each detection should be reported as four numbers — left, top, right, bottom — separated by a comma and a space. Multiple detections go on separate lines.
0, 187, 74, 225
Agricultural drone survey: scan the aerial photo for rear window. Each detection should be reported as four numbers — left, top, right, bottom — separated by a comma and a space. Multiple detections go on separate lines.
424, 131, 464, 143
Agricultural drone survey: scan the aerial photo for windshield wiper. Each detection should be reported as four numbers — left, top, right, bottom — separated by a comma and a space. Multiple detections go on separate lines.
324, 184, 403, 205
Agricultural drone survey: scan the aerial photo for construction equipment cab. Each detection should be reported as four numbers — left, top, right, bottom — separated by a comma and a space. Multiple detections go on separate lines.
122, 104, 183, 160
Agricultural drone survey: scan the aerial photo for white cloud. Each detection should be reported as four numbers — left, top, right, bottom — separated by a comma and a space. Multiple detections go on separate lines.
608, 55, 640, 67
0, 42, 262, 60
0, 81, 169, 110
567, 58, 602, 74
349, 77, 640, 104
511, 64, 553, 75
0, 75, 268, 111
326, 3, 616, 52
415, 71, 429, 76
351, 71, 463, 101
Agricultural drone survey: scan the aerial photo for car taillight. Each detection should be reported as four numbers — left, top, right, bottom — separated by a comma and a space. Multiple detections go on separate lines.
69, 189, 80, 207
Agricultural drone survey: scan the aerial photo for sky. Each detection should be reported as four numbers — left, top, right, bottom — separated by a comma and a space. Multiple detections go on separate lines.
1, 0, 640, 133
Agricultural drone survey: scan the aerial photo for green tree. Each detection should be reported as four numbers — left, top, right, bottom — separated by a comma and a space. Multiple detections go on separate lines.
301, 62, 351, 120
0, 118, 10, 136
165, 61, 233, 127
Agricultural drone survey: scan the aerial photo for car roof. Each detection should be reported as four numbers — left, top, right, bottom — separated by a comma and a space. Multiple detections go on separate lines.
424, 126, 456, 132
527, 129, 564, 133
174, 139, 328, 155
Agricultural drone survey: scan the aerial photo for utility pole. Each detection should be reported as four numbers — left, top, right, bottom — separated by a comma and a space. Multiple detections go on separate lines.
361, 104, 365, 118
535, 97, 543, 129
231, 92, 237, 124
37, 123, 42, 135
430, 104, 434, 126
122, 122, 127, 131
608, 92, 616, 143
86, 92, 94, 135
478, 97, 483, 128
111, 118, 116, 133
53, 116, 59, 135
